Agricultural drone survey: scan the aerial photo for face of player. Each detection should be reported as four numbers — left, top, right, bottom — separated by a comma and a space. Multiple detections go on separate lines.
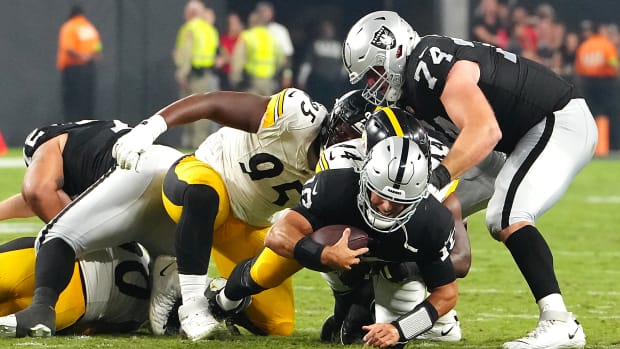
365, 66, 387, 92
369, 191, 406, 218
326, 119, 361, 148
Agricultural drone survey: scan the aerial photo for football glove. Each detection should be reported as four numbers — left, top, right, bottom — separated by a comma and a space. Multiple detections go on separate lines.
112, 114, 167, 171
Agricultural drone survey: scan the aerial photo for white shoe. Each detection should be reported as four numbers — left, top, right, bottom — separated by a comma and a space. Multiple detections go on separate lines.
178, 297, 220, 341
0, 313, 52, 338
0, 314, 17, 337
149, 255, 182, 335
416, 309, 461, 342
502, 311, 586, 349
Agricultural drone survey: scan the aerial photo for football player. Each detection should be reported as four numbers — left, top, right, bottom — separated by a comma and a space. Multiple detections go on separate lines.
114, 88, 328, 340
0, 237, 152, 336
203, 92, 468, 344
268, 136, 457, 348
0, 88, 329, 340
318, 102, 466, 343
344, 10, 596, 349
0, 120, 180, 336
0, 120, 132, 222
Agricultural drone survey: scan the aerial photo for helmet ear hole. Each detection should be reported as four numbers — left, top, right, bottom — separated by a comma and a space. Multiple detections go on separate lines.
396, 45, 403, 59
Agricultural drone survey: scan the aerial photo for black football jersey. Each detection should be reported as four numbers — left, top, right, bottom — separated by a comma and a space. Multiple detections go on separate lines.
292, 168, 456, 288
402, 35, 575, 153
23, 120, 131, 197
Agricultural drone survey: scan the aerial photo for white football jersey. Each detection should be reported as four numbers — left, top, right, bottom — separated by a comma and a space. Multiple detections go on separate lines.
196, 88, 328, 227
79, 244, 150, 326
317, 135, 450, 172
317, 135, 455, 201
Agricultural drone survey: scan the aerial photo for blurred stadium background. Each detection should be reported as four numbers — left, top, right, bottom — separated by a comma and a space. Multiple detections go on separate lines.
2, 0, 620, 148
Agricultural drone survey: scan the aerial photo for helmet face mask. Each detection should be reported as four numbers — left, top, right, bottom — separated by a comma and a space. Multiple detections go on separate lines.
323, 90, 375, 148
357, 136, 429, 233
343, 11, 420, 106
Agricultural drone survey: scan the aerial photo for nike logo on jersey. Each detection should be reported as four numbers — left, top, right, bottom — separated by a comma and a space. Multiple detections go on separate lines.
159, 261, 176, 277
418, 46, 428, 58
312, 182, 319, 196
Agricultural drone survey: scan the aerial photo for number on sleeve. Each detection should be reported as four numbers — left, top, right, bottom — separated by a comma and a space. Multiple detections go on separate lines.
414, 61, 438, 90
24, 129, 45, 149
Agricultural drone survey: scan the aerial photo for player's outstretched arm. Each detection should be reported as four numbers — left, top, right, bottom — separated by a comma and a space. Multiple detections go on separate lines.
264, 210, 313, 259
0, 194, 35, 221
362, 280, 458, 348
113, 91, 271, 170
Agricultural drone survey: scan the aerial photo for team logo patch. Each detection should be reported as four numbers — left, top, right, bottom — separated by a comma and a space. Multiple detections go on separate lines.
371, 26, 396, 50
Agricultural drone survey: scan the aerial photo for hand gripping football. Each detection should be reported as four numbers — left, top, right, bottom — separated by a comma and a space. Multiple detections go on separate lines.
309, 224, 370, 250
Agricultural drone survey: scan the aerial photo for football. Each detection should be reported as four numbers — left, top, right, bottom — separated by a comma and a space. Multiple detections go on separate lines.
309, 224, 370, 250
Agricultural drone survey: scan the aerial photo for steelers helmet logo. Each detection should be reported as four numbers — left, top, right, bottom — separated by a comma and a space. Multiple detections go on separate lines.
371, 26, 396, 50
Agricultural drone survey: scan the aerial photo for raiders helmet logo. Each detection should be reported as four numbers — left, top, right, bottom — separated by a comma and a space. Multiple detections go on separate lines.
371, 26, 396, 50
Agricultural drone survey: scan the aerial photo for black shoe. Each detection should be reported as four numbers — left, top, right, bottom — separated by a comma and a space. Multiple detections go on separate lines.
224, 311, 268, 336
340, 304, 373, 345
204, 277, 252, 321
320, 315, 341, 342
14, 304, 56, 338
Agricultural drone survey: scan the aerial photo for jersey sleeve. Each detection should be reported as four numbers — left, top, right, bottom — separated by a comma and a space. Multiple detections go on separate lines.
415, 197, 457, 288
410, 36, 462, 97
315, 139, 365, 173
260, 88, 328, 133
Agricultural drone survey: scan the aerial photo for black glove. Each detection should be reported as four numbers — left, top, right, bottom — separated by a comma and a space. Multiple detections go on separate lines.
429, 164, 451, 190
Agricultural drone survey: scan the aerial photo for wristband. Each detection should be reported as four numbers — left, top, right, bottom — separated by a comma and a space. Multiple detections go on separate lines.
293, 236, 326, 271
391, 300, 439, 341
140, 114, 168, 138
429, 164, 451, 190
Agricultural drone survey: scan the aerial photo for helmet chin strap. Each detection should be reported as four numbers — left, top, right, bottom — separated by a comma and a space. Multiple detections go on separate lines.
366, 207, 398, 232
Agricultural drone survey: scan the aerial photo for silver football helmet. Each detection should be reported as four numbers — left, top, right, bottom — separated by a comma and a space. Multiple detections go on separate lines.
357, 136, 429, 233
343, 11, 420, 106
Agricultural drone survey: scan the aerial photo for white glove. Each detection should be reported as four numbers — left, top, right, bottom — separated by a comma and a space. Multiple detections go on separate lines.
428, 179, 458, 202
112, 114, 167, 171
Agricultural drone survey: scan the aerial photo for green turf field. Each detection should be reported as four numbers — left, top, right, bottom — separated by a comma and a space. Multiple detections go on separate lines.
0, 150, 619, 348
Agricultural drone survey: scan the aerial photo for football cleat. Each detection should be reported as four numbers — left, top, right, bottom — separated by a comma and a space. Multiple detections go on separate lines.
502, 311, 586, 349
416, 309, 462, 342
149, 255, 182, 335
340, 304, 373, 345
204, 277, 252, 321
224, 311, 268, 336
178, 297, 220, 341
0, 304, 56, 338
0, 314, 17, 337
320, 315, 341, 343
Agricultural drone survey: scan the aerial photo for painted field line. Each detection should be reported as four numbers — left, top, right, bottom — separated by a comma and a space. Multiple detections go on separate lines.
0, 222, 41, 233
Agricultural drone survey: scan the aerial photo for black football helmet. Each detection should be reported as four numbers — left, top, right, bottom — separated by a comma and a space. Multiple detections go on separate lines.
364, 107, 430, 161
323, 90, 376, 148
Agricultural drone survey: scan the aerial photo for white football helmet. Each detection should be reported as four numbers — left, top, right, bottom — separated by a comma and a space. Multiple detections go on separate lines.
357, 136, 429, 233
343, 11, 420, 106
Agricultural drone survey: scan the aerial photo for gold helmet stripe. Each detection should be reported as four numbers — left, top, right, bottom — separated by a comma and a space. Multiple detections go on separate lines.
380, 107, 404, 137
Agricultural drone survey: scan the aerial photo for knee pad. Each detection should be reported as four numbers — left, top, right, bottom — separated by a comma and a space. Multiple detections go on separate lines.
372, 274, 426, 323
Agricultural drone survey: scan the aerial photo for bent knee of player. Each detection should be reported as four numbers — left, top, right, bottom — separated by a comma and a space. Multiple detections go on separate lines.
486, 209, 535, 241
264, 321, 295, 336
